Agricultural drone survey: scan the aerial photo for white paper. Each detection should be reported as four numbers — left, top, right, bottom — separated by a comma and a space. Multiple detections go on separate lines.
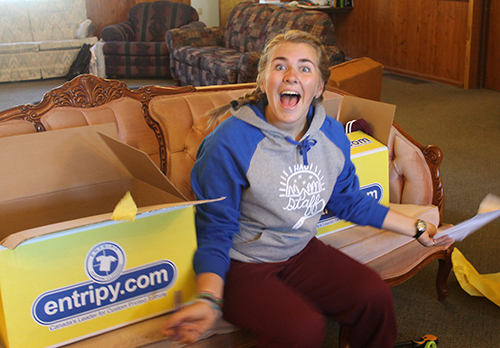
434, 194, 500, 242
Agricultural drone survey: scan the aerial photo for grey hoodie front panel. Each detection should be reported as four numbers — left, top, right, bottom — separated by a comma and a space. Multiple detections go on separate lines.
228, 104, 346, 263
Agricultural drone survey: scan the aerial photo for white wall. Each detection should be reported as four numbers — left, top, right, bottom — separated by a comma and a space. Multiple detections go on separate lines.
191, 0, 220, 27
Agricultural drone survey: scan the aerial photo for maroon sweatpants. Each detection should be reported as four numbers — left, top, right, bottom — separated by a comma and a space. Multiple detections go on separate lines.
222, 237, 397, 348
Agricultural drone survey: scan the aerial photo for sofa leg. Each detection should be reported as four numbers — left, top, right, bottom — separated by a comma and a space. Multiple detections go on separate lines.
436, 245, 454, 301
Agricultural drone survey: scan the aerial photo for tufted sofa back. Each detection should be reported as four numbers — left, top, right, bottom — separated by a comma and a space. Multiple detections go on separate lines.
149, 88, 247, 198
0, 76, 441, 221
148, 85, 438, 219
0, 0, 89, 43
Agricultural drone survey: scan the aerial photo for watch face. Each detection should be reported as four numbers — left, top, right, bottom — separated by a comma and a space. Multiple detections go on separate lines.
417, 220, 427, 232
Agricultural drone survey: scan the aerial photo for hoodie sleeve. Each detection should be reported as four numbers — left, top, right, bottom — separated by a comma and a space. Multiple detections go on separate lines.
323, 118, 389, 228
190, 117, 261, 281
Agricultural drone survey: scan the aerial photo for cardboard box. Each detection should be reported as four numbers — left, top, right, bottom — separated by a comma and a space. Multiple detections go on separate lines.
0, 125, 216, 348
316, 96, 395, 236
327, 57, 384, 101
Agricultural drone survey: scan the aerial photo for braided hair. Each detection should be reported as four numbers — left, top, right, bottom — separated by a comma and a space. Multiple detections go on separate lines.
205, 30, 331, 128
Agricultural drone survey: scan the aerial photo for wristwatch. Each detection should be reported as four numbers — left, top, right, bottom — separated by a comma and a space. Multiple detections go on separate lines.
414, 219, 427, 239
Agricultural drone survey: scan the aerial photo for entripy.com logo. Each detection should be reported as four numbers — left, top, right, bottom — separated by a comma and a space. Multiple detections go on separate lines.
32, 241, 178, 331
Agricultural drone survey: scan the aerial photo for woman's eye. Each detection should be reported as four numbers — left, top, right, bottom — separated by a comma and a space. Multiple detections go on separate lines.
300, 66, 311, 73
276, 64, 286, 71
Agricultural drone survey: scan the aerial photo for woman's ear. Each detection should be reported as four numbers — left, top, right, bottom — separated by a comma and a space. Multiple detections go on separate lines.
316, 80, 326, 98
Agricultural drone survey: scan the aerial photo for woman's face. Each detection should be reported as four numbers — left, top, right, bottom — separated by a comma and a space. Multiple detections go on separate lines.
260, 41, 324, 139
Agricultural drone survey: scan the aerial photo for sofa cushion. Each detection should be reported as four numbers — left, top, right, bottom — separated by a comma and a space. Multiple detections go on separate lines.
172, 46, 241, 83
223, 2, 336, 54
149, 90, 249, 198
199, 51, 241, 83
223, 2, 275, 53
29, 0, 90, 41
75, 19, 93, 39
39, 98, 160, 167
0, 120, 37, 138
129, 1, 200, 42
0, 43, 39, 55
319, 203, 440, 264
262, 7, 337, 46
38, 37, 98, 51
172, 46, 222, 67
0, 1, 33, 43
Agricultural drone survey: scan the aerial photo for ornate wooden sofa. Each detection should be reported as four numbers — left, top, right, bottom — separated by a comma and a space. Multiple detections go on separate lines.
0, 75, 453, 348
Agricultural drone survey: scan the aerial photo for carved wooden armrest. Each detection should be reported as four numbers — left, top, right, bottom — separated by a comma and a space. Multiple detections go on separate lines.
392, 122, 444, 223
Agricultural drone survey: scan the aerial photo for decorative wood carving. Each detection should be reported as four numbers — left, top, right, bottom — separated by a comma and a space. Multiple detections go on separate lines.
0, 74, 195, 175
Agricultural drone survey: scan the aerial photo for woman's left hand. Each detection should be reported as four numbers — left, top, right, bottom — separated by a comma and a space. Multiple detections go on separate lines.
416, 222, 454, 247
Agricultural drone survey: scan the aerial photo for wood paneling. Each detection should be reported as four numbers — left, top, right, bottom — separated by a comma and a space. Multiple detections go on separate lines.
485, 0, 500, 90
87, 0, 487, 88
334, 0, 482, 88
85, 0, 190, 38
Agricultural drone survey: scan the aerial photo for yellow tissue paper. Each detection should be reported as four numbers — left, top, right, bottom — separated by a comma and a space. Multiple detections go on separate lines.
112, 191, 138, 221
452, 248, 500, 306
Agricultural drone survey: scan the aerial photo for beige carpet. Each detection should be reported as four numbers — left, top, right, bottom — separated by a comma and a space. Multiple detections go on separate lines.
381, 73, 500, 348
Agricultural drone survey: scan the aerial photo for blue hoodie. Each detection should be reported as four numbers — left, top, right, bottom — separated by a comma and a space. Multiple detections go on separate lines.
190, 100, 389, 281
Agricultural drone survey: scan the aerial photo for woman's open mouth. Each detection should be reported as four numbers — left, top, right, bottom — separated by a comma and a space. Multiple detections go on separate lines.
280, 91, 301, 108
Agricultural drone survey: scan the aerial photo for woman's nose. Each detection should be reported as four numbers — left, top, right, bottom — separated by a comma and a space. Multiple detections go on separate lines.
284, 69, 298, 83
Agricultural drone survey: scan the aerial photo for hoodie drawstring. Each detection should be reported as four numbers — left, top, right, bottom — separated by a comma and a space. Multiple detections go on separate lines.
285, 135, 317, 165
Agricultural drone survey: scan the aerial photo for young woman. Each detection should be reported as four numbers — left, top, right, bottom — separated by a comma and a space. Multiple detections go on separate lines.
162, 30, 452, 348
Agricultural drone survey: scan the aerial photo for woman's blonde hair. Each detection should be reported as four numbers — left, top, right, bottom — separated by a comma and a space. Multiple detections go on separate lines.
206, 30, 331, 127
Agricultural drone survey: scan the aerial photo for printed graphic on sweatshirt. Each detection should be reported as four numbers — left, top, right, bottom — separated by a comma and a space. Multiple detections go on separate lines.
280, 163, 326, 229
32, 241, 177, 331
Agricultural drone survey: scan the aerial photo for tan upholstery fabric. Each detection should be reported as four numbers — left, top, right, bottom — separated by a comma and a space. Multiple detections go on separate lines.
388, 126, 433, 206
149, 90, 252, 200
319, 204, 439, 264
40, 98, 160, 167
0, 119, 36, 138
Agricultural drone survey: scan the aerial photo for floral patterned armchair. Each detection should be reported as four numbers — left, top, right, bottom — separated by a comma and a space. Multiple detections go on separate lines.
100, 0, 202, 78
165, 1, 345, 86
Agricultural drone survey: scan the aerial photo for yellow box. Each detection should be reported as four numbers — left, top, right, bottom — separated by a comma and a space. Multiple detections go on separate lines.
316, 95, 395, 236
0, 125, 217, 348
317, 131, 389, 235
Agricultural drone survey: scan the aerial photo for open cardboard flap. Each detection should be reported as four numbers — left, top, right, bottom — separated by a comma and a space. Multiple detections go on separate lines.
0, 124, 222, 249
323, 95, 396, 146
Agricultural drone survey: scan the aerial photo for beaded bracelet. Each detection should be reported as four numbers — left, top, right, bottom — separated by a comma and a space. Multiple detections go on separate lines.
196, 292, 224, 310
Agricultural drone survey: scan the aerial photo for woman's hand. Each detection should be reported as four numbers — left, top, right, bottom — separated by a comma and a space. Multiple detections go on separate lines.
416, 222, 454, 248
162, 301, 221, 345
382, 210, 454, 248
